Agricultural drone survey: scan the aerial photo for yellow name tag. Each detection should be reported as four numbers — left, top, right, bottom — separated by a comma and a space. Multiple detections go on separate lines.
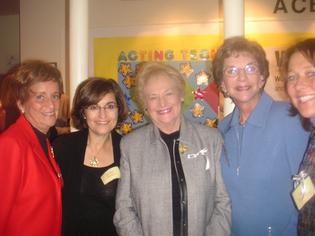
292, 176, 315, 210
100, 166, 121, 185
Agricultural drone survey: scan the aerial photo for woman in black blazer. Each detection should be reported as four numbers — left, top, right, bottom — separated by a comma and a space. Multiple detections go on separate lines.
53, 78, 128, 236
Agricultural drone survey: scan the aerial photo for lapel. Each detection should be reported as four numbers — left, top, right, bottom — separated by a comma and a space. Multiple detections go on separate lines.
58, 129, 88, 195
78, 129, 88, 166
75, 129, 88, 185
111, 130, 122, 166
15, 115, 60, 180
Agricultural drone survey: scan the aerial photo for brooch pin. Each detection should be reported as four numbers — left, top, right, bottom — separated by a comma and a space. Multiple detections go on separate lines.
179, 143, 188, 154
187, 148, 210, 170
50, 147, 55, 159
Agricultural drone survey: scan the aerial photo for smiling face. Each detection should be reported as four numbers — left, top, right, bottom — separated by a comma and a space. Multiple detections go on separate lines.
144, 74, 183, 134
286, 51, 315, 118
84, 92, 118, 137
221, 52, 265, 109
19, 81, 60, 134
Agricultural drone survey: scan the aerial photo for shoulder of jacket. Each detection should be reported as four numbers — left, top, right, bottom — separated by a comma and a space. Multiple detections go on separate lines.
0, 130, 19, 144
268, 101, 300, 124
270, 100, 291, 113
218, 114, 232, 134
53, 130, 85, 146
192, 122, 220, 136
122, 124, 152, 142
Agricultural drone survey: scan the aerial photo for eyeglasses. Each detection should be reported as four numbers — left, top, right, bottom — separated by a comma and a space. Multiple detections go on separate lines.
223, 63, 260, 78
86, 103, 118, 113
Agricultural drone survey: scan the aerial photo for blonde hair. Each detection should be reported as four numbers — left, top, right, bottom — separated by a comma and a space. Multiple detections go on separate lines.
135, 62, 185, 110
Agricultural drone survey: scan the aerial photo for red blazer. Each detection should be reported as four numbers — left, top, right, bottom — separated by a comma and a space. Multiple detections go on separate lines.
0, 115, 62, 236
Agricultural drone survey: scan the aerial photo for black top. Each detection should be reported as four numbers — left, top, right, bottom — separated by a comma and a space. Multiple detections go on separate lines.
32, 126, 49, 158
53, 129, 122, 236
298, 131, 315, 234
160, 130, 188, 236
77, 163, 118, 235
32, 125, 61, 179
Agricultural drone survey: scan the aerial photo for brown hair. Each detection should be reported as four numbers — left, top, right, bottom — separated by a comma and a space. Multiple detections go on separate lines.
135, 62, 185, 110
0, 64, 20, 108
212, 36, 269, 96
282, 38, 315, 131
15, 60, 63, 104
71, 77, 129, 130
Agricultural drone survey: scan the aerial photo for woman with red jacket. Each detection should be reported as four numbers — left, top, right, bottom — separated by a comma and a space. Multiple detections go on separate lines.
0, 60, 63, 236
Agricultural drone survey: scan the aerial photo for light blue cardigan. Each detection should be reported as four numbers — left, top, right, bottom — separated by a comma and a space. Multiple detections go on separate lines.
219, 92, 309, 236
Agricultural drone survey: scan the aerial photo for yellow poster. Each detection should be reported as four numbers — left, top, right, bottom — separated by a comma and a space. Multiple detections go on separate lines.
94, 35, 223, 133
94, 35, 223, 79
93, 33, 315, 133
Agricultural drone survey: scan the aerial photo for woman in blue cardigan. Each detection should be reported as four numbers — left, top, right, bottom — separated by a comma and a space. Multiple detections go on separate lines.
212, 36, 309, 235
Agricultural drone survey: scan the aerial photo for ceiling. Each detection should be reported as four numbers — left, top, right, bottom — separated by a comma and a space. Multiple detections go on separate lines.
0, 0, 19, 15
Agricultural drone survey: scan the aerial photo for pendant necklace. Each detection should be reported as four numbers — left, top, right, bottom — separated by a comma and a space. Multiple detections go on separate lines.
88, 142, 104, 167
87, 135, 111, 167
90, 155, 99, 167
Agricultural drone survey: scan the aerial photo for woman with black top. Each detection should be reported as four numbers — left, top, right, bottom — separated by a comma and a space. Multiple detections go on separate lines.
53, 78, 128, 235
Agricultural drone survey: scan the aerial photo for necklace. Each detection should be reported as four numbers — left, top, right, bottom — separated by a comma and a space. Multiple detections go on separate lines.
90, 155, 99, 167
88, 142, 103, 167
87, 135, 111, 167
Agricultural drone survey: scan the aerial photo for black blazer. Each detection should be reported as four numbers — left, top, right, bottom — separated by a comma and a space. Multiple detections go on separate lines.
52, 129, 122, 235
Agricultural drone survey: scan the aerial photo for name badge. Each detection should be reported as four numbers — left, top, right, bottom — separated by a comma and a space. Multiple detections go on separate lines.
292, 175, 315, 210
101, 166, 120, 185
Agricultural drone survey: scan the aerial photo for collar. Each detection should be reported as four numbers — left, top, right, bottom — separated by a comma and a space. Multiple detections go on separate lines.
149, 116, 192, 145
32, 125, 47, 139
15, 115, 42, 145
229, 91, 273, 128
15, 115, 52, 162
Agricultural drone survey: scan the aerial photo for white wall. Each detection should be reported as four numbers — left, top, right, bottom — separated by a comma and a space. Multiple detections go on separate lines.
0, 15, 19, 74
88, 0, 315, 37
89, 0, 220, 28
20, 0, 65, 81
18, 0, 315, 95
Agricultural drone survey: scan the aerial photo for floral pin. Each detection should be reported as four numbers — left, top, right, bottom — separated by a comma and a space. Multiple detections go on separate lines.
179, 143, 188, 154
